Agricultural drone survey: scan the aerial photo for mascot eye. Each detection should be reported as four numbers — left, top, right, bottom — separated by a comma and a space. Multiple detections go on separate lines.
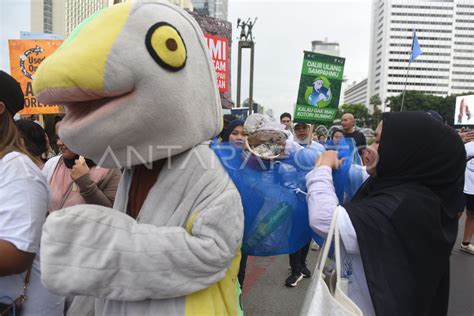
145, 22, 187, 71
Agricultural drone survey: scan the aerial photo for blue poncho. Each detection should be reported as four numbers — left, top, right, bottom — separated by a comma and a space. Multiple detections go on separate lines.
211, 138, 364, 256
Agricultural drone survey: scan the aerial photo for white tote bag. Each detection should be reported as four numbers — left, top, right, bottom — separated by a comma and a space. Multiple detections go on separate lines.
300, 206, 363, 316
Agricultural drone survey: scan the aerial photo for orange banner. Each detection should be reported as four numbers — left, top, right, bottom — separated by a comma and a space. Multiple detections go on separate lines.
9, 39, 65, 115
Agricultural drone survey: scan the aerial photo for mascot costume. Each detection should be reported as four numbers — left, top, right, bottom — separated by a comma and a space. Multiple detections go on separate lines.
33, 2, 244, 315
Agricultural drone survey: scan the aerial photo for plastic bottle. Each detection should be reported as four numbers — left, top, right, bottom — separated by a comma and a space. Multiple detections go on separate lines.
244, 202, 293, 251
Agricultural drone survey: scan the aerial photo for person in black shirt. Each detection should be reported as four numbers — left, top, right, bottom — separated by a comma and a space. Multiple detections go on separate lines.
341, 113, 367, 160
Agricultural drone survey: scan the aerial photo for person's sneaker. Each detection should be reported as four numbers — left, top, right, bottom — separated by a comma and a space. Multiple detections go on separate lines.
301, 265, 311, 278
285, 270, 303, 287
460, 243, 474, 255
310, 241, 320, 251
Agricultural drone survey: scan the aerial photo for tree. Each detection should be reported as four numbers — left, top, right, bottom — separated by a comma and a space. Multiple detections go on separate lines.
337, 103, 370, 127
386, 91, 441, 113
439, 94, 456, 125
369, 95, 382, 130
385, 90, 474, 126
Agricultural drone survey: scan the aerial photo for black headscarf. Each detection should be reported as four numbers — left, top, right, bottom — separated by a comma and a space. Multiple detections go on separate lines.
344, 112, 465, 316
220, 119, 244, 142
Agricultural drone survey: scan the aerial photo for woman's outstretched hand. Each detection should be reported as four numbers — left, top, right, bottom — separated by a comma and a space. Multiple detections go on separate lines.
315, 150, 345, 170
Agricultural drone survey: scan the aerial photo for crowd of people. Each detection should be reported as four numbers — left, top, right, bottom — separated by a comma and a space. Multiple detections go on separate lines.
212, 109, 472, 316
1, 67, 473, 315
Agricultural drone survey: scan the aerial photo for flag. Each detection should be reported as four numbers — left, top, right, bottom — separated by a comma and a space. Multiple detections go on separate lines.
409, 31, 422, 63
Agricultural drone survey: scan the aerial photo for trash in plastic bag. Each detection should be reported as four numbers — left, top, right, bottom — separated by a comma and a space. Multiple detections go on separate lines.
244, 113, 284, 134
244, 114, 288, 160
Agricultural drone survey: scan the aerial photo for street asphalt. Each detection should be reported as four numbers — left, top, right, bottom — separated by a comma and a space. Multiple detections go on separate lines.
242, 215, 474, 316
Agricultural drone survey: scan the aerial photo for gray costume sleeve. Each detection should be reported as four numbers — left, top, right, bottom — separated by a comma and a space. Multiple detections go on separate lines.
40, 178, 243, 301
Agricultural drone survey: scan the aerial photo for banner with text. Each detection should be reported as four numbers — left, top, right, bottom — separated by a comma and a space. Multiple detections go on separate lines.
204, 34, 229, 93
190, 11, 233, 108
9, 39, 64, 115
294, 51, 345, 124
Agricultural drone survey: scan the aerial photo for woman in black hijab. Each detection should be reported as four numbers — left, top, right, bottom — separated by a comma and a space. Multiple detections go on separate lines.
306, 112, 465, 316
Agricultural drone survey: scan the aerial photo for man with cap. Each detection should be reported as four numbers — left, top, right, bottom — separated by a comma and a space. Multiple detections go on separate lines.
293, 122, 325, 152
0, 70, 64, 315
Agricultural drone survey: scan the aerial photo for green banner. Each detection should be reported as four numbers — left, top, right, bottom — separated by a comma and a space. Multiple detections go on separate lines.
294, 51, 345, 124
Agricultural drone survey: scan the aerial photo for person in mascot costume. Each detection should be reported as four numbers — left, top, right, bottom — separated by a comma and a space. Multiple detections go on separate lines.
33, 1, 244, 315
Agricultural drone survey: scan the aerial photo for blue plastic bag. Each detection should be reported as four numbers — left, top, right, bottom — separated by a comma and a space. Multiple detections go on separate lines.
211, 138, 364, 256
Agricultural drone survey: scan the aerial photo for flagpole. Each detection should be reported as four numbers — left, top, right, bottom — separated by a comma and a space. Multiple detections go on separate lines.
401, 29, 419, 112
400, 61, 411, 112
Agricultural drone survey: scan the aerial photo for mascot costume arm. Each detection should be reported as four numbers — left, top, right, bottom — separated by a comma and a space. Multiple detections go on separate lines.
40, 176, 242, 300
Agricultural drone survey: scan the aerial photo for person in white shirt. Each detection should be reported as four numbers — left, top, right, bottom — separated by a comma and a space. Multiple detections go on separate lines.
280, 112, 294, 136
306, 112, 464, 316
0, 70, 64, 316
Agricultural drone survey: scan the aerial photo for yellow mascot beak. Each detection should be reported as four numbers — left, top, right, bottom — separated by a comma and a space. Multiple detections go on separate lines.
33, 3, 131, 101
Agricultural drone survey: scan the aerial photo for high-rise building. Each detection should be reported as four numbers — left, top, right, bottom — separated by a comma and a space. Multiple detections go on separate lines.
62, 0, 109, 36
311, 38, 347, 105
369, 0, 474, 111
311, 39, 340, 57
344, 78, 369, 107
109, 0, 194, 10
192, 0, 228, 21
17, 0, 109, 37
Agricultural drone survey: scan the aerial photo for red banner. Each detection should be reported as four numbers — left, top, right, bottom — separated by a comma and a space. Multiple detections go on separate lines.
204, 34, 229, 93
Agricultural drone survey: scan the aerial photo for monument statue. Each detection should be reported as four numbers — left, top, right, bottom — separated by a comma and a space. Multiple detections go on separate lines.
246, 18, 257, 41
237, 18, 249, 41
